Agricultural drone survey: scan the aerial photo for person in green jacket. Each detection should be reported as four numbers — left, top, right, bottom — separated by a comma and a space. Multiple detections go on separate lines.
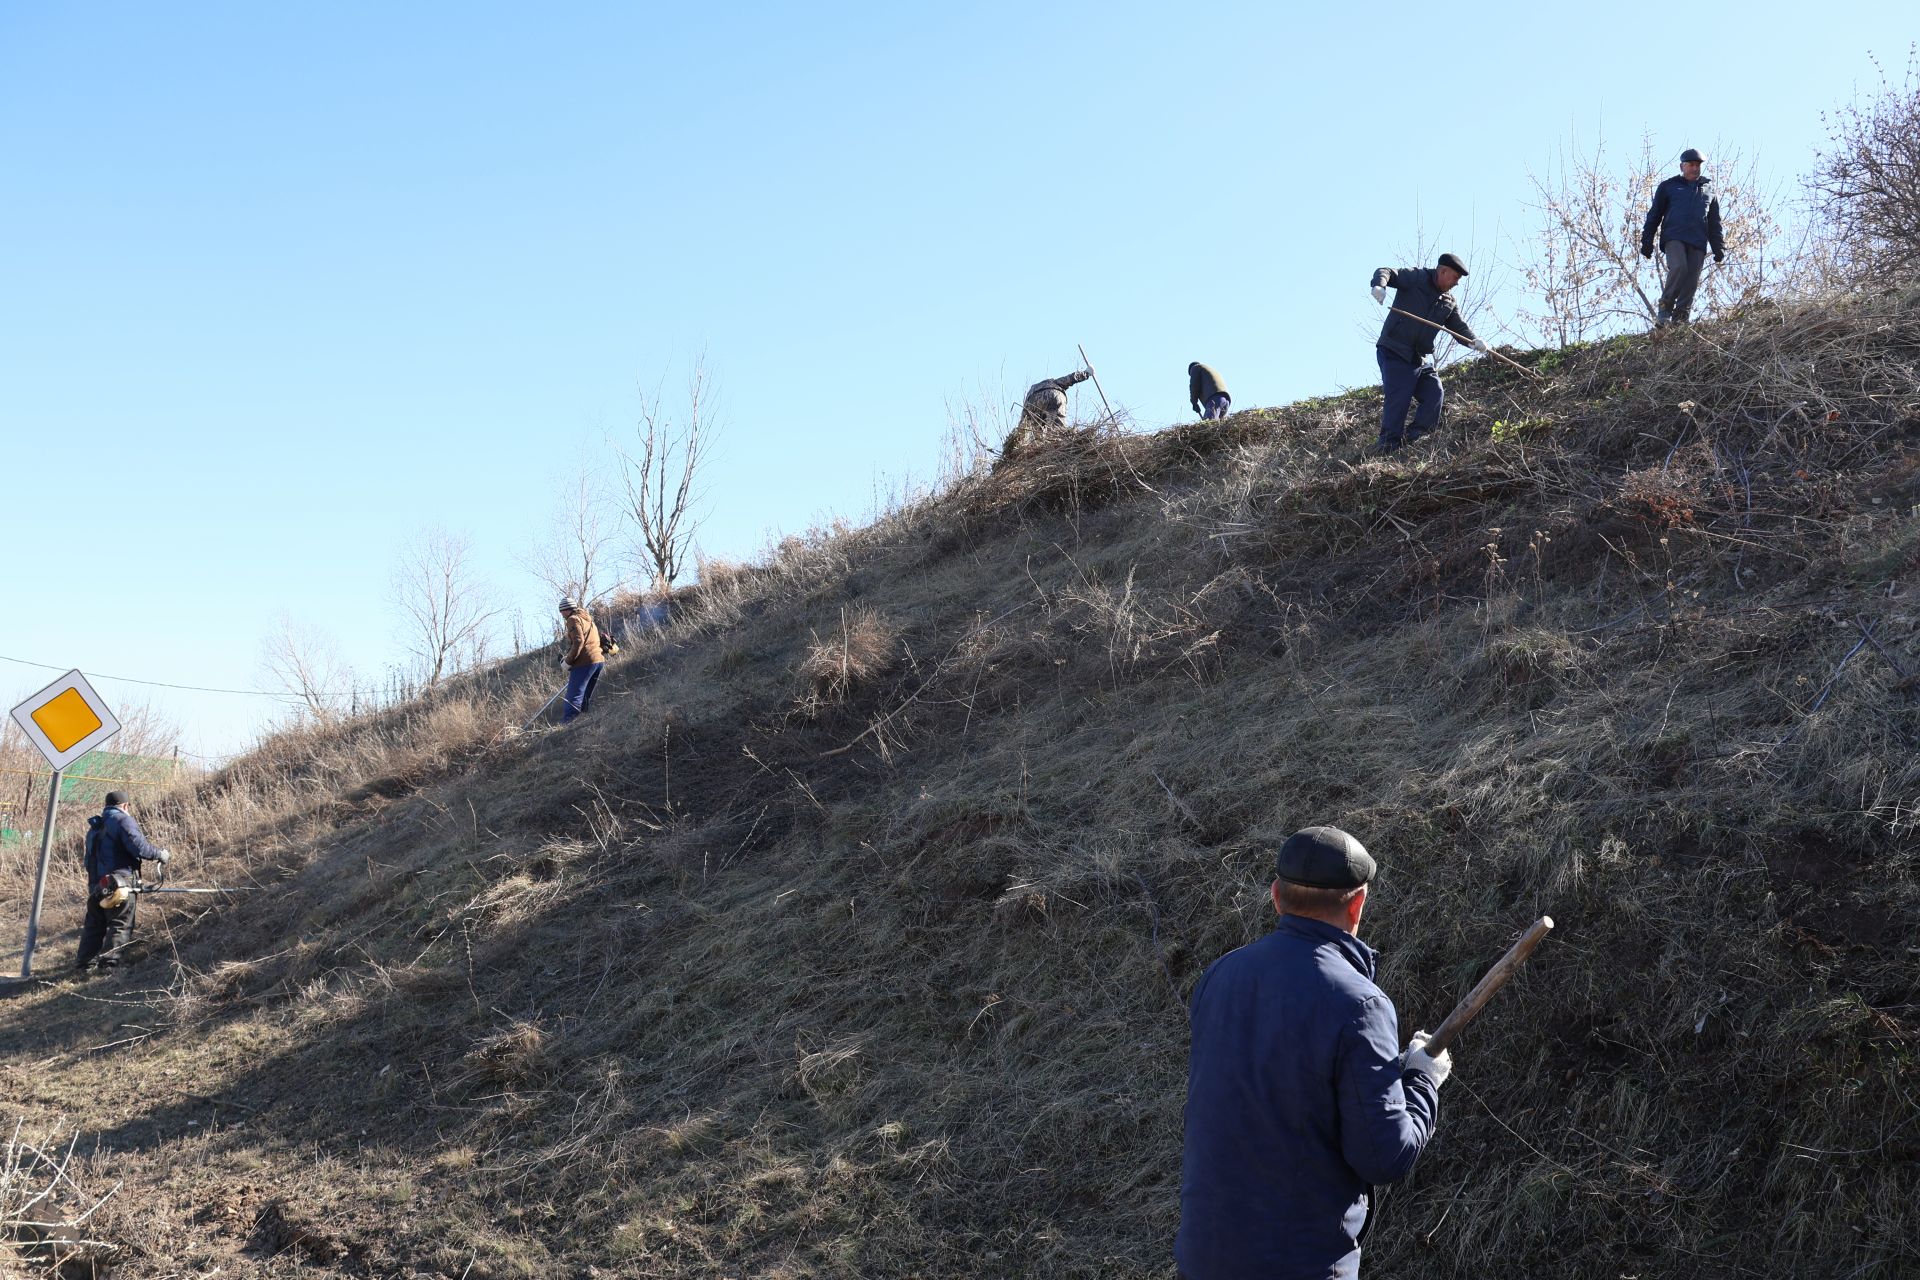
1189, 363, 1231, 420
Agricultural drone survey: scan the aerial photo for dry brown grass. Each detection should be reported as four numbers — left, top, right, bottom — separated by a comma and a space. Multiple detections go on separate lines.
2, 294, 1919, 1278
797, 607, 900, 711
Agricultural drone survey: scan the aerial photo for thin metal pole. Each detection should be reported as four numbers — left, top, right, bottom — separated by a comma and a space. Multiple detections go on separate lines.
19, 767, 63, 978
1387, 307, 1541, 378
1076, 343, 1120, 427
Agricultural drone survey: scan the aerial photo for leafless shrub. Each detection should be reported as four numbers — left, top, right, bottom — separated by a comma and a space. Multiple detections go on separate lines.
391, 527, 500, 687
1809, 48, 1920, 282
260, 611, 355, 722
619, 357, 718, 592
525, 461, 626, 607
2, 1118, 122, 1270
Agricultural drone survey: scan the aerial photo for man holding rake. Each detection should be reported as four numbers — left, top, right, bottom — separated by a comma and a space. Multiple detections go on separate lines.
1368, 253, 1489, 454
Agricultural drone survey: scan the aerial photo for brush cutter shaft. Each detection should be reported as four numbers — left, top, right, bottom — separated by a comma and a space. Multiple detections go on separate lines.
135, 887, 254, 895
1386, 308, 1540, 378
1425, 915, 1553, 1055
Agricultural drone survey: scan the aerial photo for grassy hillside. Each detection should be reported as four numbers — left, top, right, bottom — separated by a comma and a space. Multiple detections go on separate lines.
4, 293, 1919, 1278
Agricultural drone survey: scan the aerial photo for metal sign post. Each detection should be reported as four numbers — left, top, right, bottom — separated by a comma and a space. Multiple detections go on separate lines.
9, 670, 122, 978
19, 769, 64, 978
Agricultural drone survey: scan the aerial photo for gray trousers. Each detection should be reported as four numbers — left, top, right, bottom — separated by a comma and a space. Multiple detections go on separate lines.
1658, 240, 1707, 323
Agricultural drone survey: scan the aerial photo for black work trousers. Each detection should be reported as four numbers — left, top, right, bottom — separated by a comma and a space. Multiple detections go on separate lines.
76, 895, 137, 970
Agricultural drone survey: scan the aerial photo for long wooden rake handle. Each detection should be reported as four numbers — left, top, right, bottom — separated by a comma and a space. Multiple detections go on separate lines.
1425, 915, 1554, 1055
1387, 307, 1541, 379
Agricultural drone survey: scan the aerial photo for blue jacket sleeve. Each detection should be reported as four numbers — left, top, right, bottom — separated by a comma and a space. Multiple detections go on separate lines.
1707, 197, 1725, 258
109, 810, 164, 862
1642, 180, 1670, 252
1371, 267, 1400, 290
1336, 996, 1440, 1185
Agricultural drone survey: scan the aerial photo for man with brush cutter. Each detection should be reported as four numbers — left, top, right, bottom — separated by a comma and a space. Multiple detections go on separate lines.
1369, 253, 1490, 454
1175, 826, 1450, 1280
74, 790, 170, 974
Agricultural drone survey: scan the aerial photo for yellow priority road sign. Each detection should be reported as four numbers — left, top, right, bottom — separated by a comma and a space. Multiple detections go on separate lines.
9, 669, 121, 771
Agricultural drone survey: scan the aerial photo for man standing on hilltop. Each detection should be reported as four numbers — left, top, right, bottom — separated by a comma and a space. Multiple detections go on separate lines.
1189, 362, 1231, 420
1176, 826, 1451, 1280
1369, 254, 1490, 454
558, 598, 606, 722
1641, 148, 1726, 328
75, 790, 170, 974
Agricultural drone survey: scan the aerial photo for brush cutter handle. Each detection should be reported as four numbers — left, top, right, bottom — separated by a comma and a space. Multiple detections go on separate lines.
1424, 915, 1553, 1055
1386, 308, 1541, 379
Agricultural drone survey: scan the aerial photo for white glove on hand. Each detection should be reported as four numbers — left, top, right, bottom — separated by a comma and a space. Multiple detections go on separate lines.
1472, 337, 1491, 354
1371, 285, 1387, 305
1403, 1030, 1452, 1088
156, 849, 170, 864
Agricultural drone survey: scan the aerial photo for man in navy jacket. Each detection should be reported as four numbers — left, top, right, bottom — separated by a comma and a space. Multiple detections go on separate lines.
1369, 254, 1490, 453
75, 790, 169, 972
1641, 148, 1726, 326
1176, 826, 1452, 1280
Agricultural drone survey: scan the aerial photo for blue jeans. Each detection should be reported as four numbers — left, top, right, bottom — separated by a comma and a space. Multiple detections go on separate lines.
562, 663, 603, 721
1377, 349, 1443, 448
1202, 393, 1231, 420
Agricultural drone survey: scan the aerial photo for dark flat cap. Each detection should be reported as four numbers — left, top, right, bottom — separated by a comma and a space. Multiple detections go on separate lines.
1437, 252, 1469, 277
1276, 825, 1376, 888
104, 790, 128, 807
1679, 148, 1704, 163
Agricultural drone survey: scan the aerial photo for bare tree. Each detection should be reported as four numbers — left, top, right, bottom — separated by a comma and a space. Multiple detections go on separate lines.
1809, 49, 1920, 282
391, 528, 500, 687
525, 463, 624, 606
618, 358, 717, 592
260, 612, 355, 721
1520, 134, 1782, 344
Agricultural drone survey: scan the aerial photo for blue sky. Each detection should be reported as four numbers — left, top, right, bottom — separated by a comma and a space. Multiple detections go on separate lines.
0, 1, 1904, 757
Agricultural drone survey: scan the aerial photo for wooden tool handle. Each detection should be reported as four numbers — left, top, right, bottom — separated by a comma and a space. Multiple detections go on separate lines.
1424, 916, 1553, 1055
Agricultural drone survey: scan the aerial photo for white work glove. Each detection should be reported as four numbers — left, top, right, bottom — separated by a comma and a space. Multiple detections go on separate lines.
1371, 285, 1387, 305
1402, 1030, 1452, 1088
156, 849, 170, 864
1471, 337, 1491, 354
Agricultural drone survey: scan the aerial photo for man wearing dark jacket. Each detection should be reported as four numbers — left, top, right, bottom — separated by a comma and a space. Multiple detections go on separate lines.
1369, 254, 1489, 453
1189, 362, 1231, 420
75, 791, 169, 972
1641, 148, 1726, 327
1176, 826, 1451, 1280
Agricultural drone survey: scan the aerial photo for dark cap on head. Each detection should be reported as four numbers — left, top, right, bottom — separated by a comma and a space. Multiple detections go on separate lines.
1437, 252, 1469, 277
1275, 825, 1376, 889
1679, 148, 1704, 163
104, 790, 128, 808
